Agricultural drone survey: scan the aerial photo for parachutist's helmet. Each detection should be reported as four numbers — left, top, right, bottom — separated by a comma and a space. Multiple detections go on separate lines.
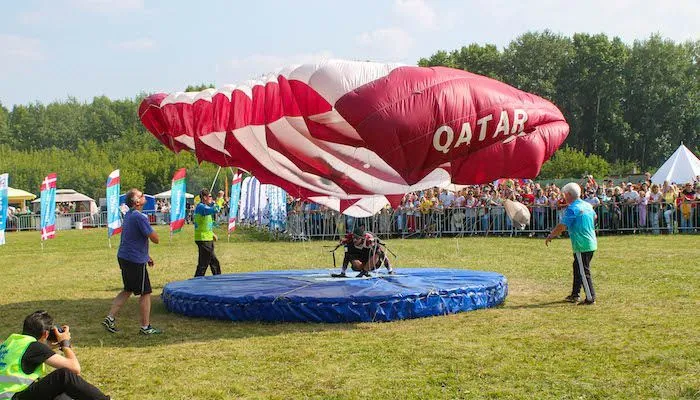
352, 226, 365, 238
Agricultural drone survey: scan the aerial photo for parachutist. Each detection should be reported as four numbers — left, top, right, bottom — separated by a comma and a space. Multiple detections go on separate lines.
330, 226, 394, 278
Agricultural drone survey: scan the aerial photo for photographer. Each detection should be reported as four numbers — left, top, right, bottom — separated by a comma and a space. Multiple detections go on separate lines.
0, 310, 109, 399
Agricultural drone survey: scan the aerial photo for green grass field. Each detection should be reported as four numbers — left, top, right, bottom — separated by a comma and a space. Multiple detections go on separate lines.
1, 226, 698, 399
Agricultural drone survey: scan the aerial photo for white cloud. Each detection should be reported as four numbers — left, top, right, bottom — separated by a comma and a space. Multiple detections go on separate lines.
219, 51, 334, 84
0, 34, 44, 61
0, 35, 44, 75
393, 0, 437, 29
355, 28, 414, 60
115, 38, 155, 51
71, 0, 144, 13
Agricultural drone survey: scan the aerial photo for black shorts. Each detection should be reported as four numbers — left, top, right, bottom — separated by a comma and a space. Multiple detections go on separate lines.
118, 257, 152, 295
348, 247, 370, 263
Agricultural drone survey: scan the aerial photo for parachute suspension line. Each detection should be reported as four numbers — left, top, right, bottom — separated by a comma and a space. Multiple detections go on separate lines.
365, 149, 375, 212
205, 166, 228, 238
227, 167, 237, 243
165, 225, 172, 274
301, 225, 311, 269
454, 236, 460, 260
209, 166, 222, 194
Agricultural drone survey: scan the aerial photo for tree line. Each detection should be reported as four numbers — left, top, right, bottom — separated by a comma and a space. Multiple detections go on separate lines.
0, 141, 227, 203
0, 31, 697, 198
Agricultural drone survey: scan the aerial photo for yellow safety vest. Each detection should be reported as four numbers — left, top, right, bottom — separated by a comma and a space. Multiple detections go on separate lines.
0, 334, 46, 398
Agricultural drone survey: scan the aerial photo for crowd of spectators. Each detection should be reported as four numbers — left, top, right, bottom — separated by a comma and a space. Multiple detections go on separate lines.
6, 175, 698, 238
285, 174, 700, 238
155, 199, 170, 215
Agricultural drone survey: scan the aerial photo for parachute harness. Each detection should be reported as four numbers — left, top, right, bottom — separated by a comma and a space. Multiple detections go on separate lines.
327, 231, 396, 275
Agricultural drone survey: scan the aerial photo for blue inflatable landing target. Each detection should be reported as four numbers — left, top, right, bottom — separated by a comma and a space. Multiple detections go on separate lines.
161, 268, 508, 323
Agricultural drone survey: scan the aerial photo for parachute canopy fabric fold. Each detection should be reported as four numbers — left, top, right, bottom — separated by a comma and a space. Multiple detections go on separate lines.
139, 60, 569, 216
161, 268, 508, 323
651, 144, 700, 185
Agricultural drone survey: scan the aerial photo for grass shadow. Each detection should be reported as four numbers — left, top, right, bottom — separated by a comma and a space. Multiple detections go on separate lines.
501, 300, 571, 310
0, 297, 362, 349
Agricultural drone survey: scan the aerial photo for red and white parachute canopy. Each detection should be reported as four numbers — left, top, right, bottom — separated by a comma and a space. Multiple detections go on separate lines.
139, 60, 568, 217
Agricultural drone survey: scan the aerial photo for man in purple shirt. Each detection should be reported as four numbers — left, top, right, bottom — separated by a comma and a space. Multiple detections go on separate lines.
102, 188, 162, 335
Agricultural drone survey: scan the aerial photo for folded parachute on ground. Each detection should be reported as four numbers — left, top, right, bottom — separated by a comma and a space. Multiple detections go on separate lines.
139, 60, 568, 217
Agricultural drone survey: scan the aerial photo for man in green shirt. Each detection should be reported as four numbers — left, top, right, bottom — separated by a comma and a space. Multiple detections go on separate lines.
194, 189, 221, 277
545, 182, 598, 305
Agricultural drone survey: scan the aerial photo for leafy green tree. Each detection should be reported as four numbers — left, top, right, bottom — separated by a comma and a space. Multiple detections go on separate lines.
418, 50, 455, 68
7, 105, 32, 150
623, 35, 699, 168
184, 83, 216, 92
608, 160, 640, 176
449, 43, 503, 80
501, 30, 573, 101
556, 34, 631, 158
539, 146, 610, 179
0, 102, 8, 146
84, 96, 124, 143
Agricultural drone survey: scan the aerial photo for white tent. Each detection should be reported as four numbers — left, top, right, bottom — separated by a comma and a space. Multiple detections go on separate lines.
31, 189, 99, 214
651, 144, 700, 185
154, 190, 194, 199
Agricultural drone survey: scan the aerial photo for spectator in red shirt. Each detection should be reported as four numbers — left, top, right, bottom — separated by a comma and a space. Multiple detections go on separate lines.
521, 186, 535, 206
679, 183, 696, 232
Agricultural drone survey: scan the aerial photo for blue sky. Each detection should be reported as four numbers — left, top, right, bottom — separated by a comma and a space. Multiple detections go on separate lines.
1, 0, 698, 107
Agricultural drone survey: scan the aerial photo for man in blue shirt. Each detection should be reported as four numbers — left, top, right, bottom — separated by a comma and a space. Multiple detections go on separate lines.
102, 188, 162, 334
545, 182, 597, 305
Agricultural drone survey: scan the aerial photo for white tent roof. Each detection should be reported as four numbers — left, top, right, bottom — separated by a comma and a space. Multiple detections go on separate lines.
154, 189, 194, 199
31, 189, 96, 203
651, 144, 700, 185
30, 189, 99, 214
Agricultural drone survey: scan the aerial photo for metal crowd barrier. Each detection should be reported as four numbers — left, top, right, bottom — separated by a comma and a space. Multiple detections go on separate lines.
4, 211, 172, 231
5, 211, 109, 231
593, 200, 699, 234
284, 201, 699, 239
5, 201, 698, 238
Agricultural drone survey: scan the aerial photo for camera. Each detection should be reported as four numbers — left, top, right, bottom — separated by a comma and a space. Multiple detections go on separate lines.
47, 325, 64, 342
